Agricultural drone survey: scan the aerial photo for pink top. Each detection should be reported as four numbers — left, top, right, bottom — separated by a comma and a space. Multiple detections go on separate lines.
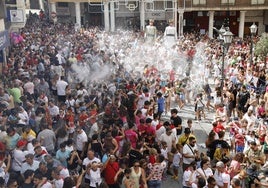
125, 129, 138, 149
229, 160, 240, 178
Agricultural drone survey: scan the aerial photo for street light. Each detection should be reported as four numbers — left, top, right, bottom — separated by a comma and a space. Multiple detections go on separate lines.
249, 23, 258, 66
219, 27, 233, 102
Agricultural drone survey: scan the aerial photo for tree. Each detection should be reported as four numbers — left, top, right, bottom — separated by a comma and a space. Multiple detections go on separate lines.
255, 34, 268, 62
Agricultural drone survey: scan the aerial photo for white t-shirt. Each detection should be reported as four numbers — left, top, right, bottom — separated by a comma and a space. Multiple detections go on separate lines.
159, 133, 176, 152
53, 178, 63, 188
11, 149, 28, 172
89, 168, 102, 187
56, 80, 68, 96
48, 105, 60, 117
156, 126, 165, 142
182, 169, 197, 187
24, 82, 35, 94
196, 167, 213, 179
82, 157, 101, 180
76, 130, 88, 151
89, 123, 99, 138
41, 181, 53, 188
214, 170, 230, 188
182, 144, 198, 164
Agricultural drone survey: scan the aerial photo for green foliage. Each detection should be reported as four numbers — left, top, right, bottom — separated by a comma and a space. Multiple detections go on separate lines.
255, 35, 268, 61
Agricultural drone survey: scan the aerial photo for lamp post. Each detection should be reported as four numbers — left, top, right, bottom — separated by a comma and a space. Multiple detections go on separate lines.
219, 27, 233, 103
249, 23, 258, 66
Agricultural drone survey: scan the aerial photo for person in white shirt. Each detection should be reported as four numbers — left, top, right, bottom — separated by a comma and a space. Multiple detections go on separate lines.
158, 127, 176, 152
82, 150, 101, 184
75, 126, 88, 158
17, 106, 29, 126
196, 158, 213, 185
23, 78, 35, 96
156, 120, 166, 142
242, 108, 257, 134
88, 122, 99, 139
86, 161, 103, 188
213, 161, 230, 188
51, 167, 64, 188
182, 161, 198, 188
11, 140, 28, 173
56, 76, 68, 103
182, 136, 199, 171
20, 153, 40, 175
48, 100, 60, 118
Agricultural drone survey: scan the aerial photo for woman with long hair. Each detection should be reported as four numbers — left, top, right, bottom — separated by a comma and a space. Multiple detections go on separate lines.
205, 130, 216, 159
196, 158, 213, 181
130, 160, 147, 188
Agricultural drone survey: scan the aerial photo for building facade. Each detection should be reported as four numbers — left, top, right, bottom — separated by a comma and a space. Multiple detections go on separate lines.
46, 0, 268, 38
1, 0, 268, 37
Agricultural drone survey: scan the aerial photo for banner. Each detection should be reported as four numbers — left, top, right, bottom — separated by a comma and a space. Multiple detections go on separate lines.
0, 30, 10, 51
10, 9, 24, 23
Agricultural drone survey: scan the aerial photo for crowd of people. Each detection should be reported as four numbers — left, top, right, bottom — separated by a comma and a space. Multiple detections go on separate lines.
0, 11, 267, 188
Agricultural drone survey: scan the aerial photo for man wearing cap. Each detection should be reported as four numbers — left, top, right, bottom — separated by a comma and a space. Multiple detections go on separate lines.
21, 153, 40, 175
178, 128, 195, 152
145, 19, 157, 44
164, 19, 177, 48
11, 139, 28, 174
214, 161, 230, 188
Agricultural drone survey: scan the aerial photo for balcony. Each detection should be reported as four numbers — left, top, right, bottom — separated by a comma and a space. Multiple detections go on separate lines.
184, 0, 268, 11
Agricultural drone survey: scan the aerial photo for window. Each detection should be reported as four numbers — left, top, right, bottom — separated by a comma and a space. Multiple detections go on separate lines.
251, 0, 265, 4
221, 0, 235, 4
57, 2, 68, 7
193, 0, 206, 5
5, 0, 16, 4
30, 0, 40, 9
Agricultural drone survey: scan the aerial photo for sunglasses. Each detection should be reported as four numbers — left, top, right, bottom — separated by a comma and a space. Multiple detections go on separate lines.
134, 164, 140, 167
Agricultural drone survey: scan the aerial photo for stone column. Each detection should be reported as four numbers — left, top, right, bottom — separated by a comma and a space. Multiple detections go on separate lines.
208, 11, 214, 39
174, 0, 178, 39
39, 0, 44, 10
51, 2, 56, 13
239, 11, 246, 38
140, 0, 145, 31
110, 1, 115, 32
178, 10, 184, 37
104, 2, 110, 31
75, 2, 81, 28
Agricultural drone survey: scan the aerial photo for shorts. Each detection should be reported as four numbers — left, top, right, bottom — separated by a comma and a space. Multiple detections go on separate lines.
173, 165, 180, 170
197, 106, 204, 111
236, 145, 244, 153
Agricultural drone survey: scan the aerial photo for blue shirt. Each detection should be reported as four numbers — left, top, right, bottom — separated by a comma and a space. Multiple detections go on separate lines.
56, 149, 71, 167
157, 97, 165, 113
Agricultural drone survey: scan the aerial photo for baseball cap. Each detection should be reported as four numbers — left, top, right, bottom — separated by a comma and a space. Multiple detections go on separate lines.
17, 139, 27, 148
184, 128, 191, 134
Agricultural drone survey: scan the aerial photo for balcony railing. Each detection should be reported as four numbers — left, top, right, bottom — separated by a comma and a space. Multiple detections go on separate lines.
188, 0, 267, 9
